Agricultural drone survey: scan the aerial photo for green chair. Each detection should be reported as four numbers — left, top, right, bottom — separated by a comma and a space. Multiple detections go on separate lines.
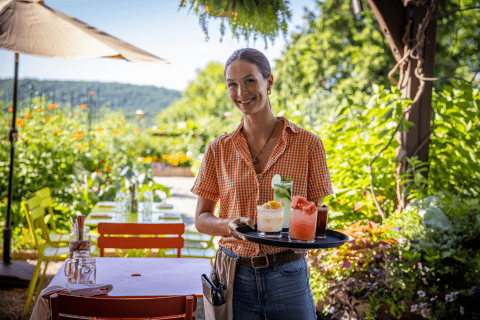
162, 231, 216, 263
33, 187, 97, 245
22, 196, 98, 317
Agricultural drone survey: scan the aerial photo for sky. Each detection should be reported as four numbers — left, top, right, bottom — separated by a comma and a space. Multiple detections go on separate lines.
0, 0, 316, 92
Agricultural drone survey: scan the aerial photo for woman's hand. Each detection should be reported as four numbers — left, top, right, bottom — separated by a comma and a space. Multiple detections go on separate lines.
228, 217, 255, 240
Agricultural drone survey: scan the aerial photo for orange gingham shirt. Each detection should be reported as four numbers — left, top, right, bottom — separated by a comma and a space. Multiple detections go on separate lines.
191, 116, 333, 257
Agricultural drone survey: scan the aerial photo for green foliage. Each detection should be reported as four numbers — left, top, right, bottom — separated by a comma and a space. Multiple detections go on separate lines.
155, 61, 242, 156
0, 100, 170, 233
379, 194, 480, 319
178, 0, 291, 45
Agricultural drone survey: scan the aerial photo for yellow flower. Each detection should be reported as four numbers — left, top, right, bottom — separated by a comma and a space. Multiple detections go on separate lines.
53, 129, 63, 134
121, 127, 127, 131
104, 166, 111, 172
15, 119, 26, 127
5, 121, 10, 126
96, 126, 104, 132
111, 130, 119, 135
8, 107, 13, 112
38, 108, 43, 113
80, 104, 87, 109
72, 130, 84, 139
48, 104, 58, 110
119, 119, 125, 123
77, 145, 85, 150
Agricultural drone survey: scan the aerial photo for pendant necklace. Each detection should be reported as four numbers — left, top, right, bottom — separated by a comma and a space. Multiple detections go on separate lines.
243, 120, 278, 165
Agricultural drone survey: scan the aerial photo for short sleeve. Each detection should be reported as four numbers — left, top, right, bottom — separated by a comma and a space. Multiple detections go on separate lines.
191, 143, 220, 202
307, 138, 334, 199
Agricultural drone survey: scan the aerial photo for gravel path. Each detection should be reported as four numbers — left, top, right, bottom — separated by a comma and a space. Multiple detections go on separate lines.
0, 177, 212, 320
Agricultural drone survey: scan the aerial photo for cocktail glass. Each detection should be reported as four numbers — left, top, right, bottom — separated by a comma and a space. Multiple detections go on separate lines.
257, 204, 283, 238
288, 208, 317, 242
316, 205, 329, 239
273, 181, 292, 229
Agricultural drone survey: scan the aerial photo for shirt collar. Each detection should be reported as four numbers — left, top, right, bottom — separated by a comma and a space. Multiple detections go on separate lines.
226, 116, 299, 141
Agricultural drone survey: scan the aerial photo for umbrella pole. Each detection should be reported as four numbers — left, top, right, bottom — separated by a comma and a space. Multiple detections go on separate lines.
0, 53, 35, 288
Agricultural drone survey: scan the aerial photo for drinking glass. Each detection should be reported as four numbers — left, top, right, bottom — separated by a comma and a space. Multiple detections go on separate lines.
64, 250, 90, 284
68, 227, 91, 259
288, 208, 317, 243
257, 204, 283, 238
75, 257, 96, 284
142, 201, 153, 222
273, 181, 292, 229
315, 205, 329, 239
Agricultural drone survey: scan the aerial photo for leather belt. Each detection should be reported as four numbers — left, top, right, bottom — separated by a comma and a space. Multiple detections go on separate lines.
237, 249, 306, 269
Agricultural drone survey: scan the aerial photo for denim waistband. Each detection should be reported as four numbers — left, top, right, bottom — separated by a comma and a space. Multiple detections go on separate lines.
220, 246, 242, 260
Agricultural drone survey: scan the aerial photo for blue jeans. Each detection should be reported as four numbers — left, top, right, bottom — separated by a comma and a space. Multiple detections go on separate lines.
221, 247, 317, 320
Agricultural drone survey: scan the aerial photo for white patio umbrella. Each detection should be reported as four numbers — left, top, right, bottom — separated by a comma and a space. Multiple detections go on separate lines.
0, 0, 169, 286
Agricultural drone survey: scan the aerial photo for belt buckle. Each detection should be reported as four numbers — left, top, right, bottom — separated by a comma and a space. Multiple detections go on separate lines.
251, 255, 269, 268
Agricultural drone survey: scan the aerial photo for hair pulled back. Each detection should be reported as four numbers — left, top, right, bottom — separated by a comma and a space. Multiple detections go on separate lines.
224, 48, 271, 80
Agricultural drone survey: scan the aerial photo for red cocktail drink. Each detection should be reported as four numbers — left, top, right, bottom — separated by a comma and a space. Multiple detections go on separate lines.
288, 208, 317, 242
315, 205, 328, 239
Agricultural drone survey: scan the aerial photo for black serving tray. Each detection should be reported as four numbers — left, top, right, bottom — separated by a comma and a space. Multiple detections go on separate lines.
236, 225, 349, 249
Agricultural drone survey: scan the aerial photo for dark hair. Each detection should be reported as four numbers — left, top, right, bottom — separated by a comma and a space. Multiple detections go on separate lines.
224, 48, 271, 79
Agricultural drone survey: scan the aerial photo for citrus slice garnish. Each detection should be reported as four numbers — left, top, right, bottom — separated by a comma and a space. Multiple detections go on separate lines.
271, 174, 282, 189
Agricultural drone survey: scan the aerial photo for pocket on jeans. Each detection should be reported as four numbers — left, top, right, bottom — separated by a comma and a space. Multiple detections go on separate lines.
278, 257, 306, 275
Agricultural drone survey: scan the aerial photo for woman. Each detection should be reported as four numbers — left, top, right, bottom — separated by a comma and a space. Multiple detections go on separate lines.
192, 48, 333, 320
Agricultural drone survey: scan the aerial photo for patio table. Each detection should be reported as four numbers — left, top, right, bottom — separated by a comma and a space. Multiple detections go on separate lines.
85, 201, 182, 226
48, 257, 211, 298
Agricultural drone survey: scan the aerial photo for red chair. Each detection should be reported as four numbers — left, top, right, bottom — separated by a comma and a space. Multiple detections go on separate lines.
49, 293, 197, 320
97, 222, 185, 257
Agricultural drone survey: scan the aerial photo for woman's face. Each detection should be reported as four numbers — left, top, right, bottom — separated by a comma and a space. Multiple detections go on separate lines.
225, 60, 273, 116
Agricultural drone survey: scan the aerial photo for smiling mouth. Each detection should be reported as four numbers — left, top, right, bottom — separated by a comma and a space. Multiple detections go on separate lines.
238, 98, 255, 105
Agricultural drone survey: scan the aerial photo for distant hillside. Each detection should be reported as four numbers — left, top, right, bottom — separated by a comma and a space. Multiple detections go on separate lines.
0, 79, 182, 116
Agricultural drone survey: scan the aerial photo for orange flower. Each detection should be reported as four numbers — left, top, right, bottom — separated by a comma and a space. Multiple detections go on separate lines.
72, 113, 77, 117
94, 168, 100, 173
5, 121, 10, 126
111, 130, 119, 135
8, 107, 13, 112
24, 114, 32, 119
119, 119, 125, 123
45, 116, 51, 122
48, 104, 57, 110
77, 145, 85, 150
152, 155, 158, 161
1, 197, 8, 204
110, 152, 114, 155
106, 122, 110, 125
80, 104, 87, 109
15, 119, 26, 127
72, 130, 84, 139
104, 166, 111, 172
108, 179, 113, 184
135, 127, 141, 131
53, 129, 63, 134
24, 139, 28, 144
95, 126, 104, 132
88, 91, 95, 96
101, 159, 105, 164
121, 127, 127, 131
38, 108, 43, 113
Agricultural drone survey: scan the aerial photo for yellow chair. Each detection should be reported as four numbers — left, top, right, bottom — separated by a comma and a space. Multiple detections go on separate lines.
33, 187, 97, 245
22, 196, 98, 316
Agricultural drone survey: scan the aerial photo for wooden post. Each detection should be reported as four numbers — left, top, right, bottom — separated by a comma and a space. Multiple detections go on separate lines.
367, 0, 438, 213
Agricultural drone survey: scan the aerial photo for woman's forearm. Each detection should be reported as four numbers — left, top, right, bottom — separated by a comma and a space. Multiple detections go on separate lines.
195, 212, 231, 237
